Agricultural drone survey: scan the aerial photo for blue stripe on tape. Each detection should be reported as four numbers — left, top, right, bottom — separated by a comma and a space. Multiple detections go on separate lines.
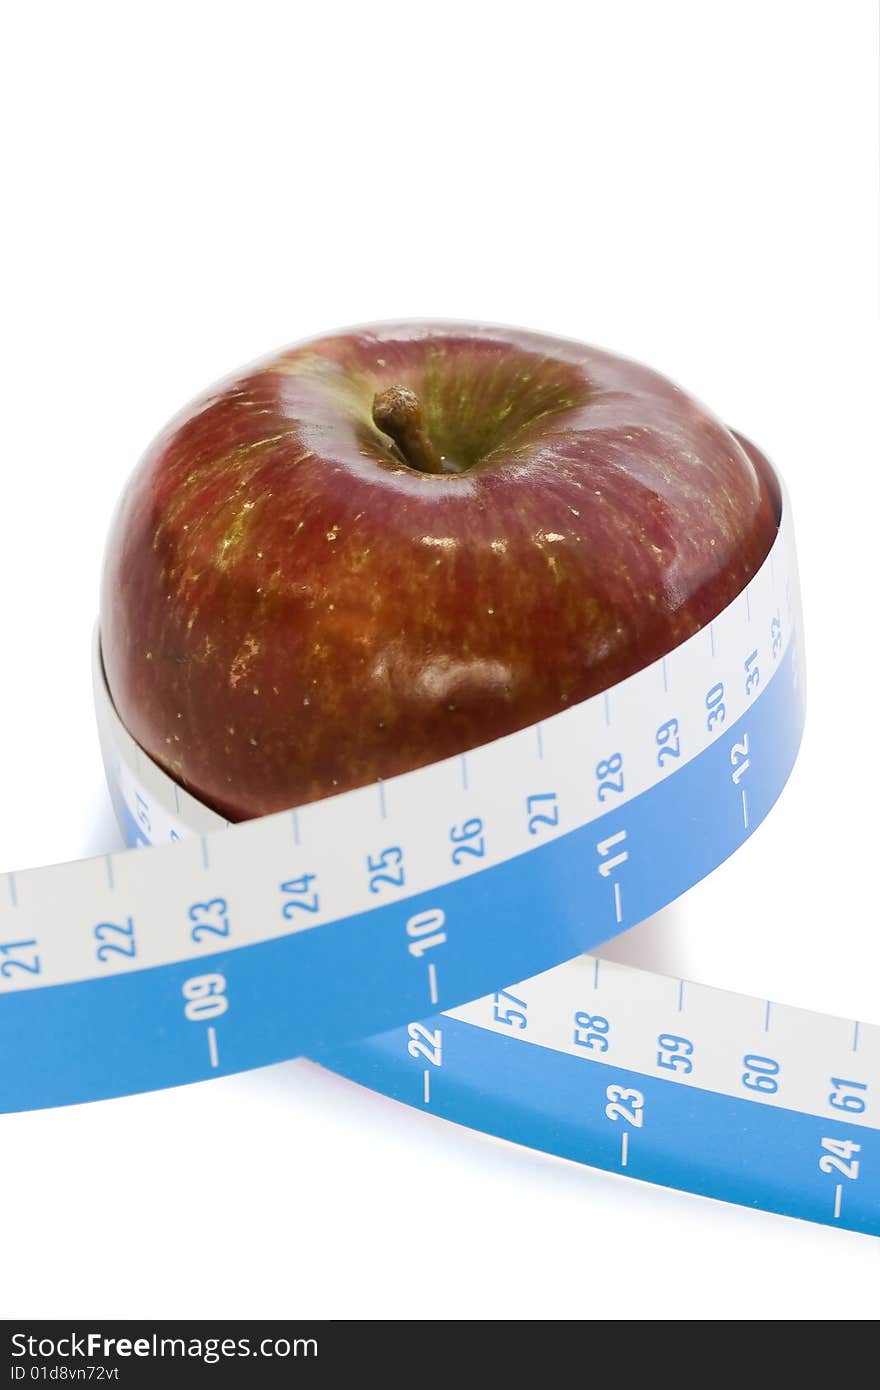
321, 1016, 879, 1236
0, 644, 802, 1113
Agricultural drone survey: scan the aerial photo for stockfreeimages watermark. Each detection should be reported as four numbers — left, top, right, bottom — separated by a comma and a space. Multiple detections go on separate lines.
9, 1331, 317, 1368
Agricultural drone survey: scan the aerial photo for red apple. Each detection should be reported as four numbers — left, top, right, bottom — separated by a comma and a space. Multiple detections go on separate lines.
100, 323, 780, 820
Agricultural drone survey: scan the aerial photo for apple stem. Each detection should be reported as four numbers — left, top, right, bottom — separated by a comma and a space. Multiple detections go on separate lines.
372, 386, 450, 475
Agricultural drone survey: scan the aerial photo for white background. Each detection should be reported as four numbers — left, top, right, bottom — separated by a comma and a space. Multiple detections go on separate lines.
1, 0, 878, 1320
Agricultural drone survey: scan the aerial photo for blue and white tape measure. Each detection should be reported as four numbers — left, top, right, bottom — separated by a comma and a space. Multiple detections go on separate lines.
1, 488, 877, 1236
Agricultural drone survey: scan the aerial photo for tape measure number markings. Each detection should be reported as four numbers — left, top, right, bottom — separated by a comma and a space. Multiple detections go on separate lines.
325, 955, 879, 1236
6, 491, 871, 1238
1, 498, 796, 1102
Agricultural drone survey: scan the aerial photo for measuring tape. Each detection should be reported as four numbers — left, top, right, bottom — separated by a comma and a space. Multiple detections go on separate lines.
1, 485, 877, 1235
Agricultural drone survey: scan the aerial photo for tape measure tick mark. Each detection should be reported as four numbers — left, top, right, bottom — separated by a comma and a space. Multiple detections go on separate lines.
460, 754, 469, 791
677, 980, 685, 1012
613, 881, 623, 924
764, 1000, 772, 1032
428, 962, 439, 1006
741, 788, 749, 829
207, 1026, 219, 1068
852, 1021, 860, 1053
620, 1132, 629, 1167
833, 1184, 843, 1220
745, 586, 752, 622
423, 1070, 431, 1105
104, 855, 115, 891
661, 657, 669, 693
291, 808, 300, 846
200, 837, 210, 870
6, 874, 17, 908
593, 959, 600, 990
536, 724, 544, 760
709, 624, 716, 658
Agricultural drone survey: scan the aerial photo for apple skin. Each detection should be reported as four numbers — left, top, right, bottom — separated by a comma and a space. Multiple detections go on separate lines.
100, 323, 780, 820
